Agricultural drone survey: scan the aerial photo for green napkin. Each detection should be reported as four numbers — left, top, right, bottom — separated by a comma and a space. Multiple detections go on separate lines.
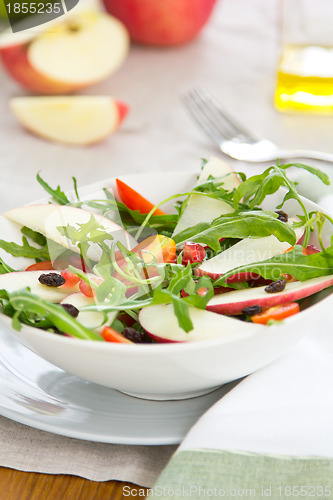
150, 450, 333, 499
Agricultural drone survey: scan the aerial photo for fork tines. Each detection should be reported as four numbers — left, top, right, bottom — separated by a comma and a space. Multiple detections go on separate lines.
182, 86, 256, 145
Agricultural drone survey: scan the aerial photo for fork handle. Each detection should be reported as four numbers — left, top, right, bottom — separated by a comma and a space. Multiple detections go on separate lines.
278, 149, 333, 163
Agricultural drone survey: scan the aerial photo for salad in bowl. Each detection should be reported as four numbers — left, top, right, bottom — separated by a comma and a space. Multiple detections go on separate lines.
0, 157, 332, 399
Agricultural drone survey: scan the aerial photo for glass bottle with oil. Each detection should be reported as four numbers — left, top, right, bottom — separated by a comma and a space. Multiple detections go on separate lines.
275, 0, 333, 113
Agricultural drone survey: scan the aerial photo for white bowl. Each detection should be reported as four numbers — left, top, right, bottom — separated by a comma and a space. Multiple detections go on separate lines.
0, 171, 332, 400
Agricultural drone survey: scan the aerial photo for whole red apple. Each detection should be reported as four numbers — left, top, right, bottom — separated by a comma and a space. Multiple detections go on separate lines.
102, 0, 217, 46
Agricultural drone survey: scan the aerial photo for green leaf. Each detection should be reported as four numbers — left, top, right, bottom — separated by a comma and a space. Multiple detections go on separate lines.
0, 257, 16, 274
214, 245, 333, 285
72, 177, 80, 202
0, 236, 50, 260
36, 172, 70, 205
281, 162, 330, 185
151, 266, 214, 332
8, 290, 103, 340
20, 227, 47, 247
173, 211, 296, 251
152, 286, 193, 333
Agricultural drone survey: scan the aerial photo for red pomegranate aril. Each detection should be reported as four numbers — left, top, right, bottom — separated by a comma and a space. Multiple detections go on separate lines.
61, 270, 81, 288
79, 279, 95, 298
182, 242, 206, 265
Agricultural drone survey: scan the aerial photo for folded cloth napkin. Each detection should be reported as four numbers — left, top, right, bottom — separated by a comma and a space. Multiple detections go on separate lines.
151, 300, 333, 498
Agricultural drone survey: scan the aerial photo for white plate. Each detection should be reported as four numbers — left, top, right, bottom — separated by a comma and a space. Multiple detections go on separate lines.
0, 324, 238, 445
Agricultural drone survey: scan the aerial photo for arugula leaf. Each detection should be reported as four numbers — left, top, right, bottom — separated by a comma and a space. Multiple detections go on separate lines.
152, 286, 193, 333
36, 172, 70, 205
20, 226, 47, 247
151, 266, 214, 332
0, 257, 16, 274
0, 236, 50, 260
8, 290, 103, 340
281, 162, 330, 185
233, 161, 329, 211
173, 211, 296, 251
214, 245, 333, 285
72, 177, 80, 202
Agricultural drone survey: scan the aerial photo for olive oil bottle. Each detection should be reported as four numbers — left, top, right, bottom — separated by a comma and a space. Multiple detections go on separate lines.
275, 44, 333, 113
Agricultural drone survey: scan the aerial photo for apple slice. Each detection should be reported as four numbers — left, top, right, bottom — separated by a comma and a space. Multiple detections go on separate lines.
139, 304, 262, 343
4, 204, 137, 261
0, 11, 129, 94
173, 157, 241, 236
60, 292, 117, 331
9, 96, 128, 146
197, 218, 304, 281
0, 270, 79, 302
207, 275, 333, 315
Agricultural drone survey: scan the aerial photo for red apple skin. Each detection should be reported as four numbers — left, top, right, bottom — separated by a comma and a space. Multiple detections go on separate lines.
116, 101, 129, 124
207, 276, 333, 315
196, 268, 260, 283
102, 0, 217, 46
0, 43, 81, 94
145, 332, 183, 343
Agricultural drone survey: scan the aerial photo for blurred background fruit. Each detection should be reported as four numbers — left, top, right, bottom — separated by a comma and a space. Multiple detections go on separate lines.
0, 9, 129, 93
102, 0, 217, 46
10, 96, 129, 145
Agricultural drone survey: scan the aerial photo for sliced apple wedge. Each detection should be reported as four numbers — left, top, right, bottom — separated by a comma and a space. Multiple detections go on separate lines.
4, 204, 137, 261
139, 304, 262, 343
0, 11, 129, 94
207, 275, 333, 315
0, 270, 79, 302
173, 157, 240, 236
60, 292, 117, 331
9, 96, 128, 146
197, 218, 304, 281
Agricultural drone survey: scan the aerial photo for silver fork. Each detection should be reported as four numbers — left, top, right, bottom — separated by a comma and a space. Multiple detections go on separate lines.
182, 87, 333, 163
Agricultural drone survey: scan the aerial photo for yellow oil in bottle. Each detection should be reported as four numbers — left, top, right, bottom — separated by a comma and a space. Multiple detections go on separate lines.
275, 44, 333, 113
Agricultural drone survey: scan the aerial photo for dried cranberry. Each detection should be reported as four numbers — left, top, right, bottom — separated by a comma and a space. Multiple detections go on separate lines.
242, 305, 262, 316
61, 303, 79, 318
182, 242, 206, 265
275, 210, 288, 223
264, 279, 287, 293
123, 327, 152, 344
38, 273, 66, 287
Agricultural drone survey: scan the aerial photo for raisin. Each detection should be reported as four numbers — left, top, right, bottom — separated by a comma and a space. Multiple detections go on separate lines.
38, 273, 66, 287
242, 305, 262, 316
61, 303, 79, 318
275, 210, 288, 223
123, 327, 152, 344
264, 278, 287, 293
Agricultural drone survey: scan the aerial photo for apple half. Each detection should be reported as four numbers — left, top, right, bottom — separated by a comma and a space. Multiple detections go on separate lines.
0, 11, 129, 94
0, 270, 79, 302
139, 303, 262, 343
173, 156, 241, 236
4, 204, 137, 261
207, 275, 333, 315
9, 96, 128, 146
60, 292, 117, 331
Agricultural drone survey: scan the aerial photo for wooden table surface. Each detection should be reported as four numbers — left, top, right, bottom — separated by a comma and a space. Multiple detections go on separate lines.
0, 468, 148, 500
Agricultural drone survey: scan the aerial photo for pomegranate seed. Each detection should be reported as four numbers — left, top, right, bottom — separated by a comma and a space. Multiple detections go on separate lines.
61, 270, 81, 288
79, 279, 94, 298
182, 242, 206, 265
